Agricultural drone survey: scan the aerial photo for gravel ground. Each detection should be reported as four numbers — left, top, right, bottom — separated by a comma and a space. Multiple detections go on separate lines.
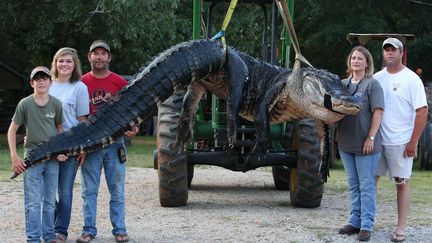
0, 166, 431, 242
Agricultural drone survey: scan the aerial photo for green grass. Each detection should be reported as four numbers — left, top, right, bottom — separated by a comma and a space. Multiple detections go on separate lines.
125, 136, 156, 168
327, 167, 432, 205
0, 134, 17, 171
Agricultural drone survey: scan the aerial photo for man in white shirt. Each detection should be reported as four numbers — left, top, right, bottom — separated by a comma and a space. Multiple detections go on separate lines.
374, 38, 428, 242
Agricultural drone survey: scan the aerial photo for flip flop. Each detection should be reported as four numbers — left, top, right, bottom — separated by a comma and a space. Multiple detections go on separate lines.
391, 233, 406, 242
76, 233, 95, 243
115, 233, 130, 243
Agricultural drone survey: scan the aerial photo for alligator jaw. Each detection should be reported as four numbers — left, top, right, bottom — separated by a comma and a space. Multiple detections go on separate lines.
330, 97, 361, 115
323, 93, 360, 117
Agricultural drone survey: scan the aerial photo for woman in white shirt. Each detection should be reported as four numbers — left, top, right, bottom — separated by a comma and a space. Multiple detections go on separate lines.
49, 47, 89, 242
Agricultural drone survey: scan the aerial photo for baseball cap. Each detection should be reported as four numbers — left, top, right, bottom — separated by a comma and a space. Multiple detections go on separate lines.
30, 66, 51, 79
382, 38, 403, 51
89, 40, 111, 53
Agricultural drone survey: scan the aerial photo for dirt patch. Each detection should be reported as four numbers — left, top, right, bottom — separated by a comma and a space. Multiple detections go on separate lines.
0, 167, 430, 242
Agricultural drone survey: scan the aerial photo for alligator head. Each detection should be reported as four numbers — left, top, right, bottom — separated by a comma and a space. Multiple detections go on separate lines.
288, 68, 362, 123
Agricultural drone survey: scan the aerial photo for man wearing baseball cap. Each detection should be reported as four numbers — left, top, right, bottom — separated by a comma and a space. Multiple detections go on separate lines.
8, 66, 66, 242
77, 41, 137, 243
374, 38, 428, 242
88, 40, 111, 53
382, 37, 404, 51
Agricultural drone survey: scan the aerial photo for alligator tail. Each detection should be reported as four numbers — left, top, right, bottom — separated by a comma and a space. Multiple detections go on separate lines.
15, 39, 226, 178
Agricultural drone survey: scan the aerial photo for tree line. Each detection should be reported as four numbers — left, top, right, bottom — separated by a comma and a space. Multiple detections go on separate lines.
1, 0, 431, 89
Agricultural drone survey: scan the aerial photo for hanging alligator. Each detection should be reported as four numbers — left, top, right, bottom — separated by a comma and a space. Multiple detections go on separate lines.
11, 39, 361, 179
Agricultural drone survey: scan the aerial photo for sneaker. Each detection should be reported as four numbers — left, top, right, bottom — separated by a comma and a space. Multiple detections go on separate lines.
357, 230, 371, 241
76, 233, 95, 243
338, 224, 360, 235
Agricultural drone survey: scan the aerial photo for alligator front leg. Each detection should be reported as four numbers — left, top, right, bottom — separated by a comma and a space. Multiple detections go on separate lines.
176, 82, 206, 150
226, 49, 248, 148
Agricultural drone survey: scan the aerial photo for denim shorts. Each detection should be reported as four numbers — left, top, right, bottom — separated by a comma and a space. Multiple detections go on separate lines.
376, 144, 413, 179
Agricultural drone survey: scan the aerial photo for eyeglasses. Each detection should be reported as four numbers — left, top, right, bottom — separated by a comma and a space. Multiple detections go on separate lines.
32, 76, 50, 82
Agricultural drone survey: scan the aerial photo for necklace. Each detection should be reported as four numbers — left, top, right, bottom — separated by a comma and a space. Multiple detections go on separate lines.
347, 77, 363, 95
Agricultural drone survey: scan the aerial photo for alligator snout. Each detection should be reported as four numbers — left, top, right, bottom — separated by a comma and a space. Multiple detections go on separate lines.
331, 94, 362, 115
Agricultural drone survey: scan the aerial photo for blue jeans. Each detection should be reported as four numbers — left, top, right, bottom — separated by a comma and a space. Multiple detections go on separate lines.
80, 139, 127, 236
24, 160, 59, 243
339, 151, 380, 231
55, 157, 79, 238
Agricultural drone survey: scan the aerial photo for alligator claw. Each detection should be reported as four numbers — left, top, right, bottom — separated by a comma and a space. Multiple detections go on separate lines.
176, 130, 191, 149
228, 135, 237, 149
251, 140, 268, 159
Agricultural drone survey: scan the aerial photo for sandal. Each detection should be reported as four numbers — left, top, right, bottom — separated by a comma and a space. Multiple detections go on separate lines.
391, 233, 406, 242
115, 233, 130, 243
76, 233, 95, 243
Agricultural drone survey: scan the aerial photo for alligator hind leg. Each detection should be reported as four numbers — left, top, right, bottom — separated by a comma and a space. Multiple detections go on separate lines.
251, 78, 286, 156
176, 82, 206, 150
226, 49, 248, 148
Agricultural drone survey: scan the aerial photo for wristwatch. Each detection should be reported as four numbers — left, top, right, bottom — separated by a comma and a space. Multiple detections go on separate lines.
368, 136, 375, 141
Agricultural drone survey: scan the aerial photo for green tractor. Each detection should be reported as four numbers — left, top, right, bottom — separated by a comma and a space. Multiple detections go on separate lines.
155, 0, 325, 208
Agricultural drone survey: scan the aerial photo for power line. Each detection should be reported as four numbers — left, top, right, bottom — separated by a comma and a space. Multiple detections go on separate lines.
408, 0, 432, 7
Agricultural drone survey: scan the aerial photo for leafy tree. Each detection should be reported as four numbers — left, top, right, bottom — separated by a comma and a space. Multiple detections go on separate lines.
0, 0, 191, 77
201, 2, 269, 59
295, 0, 432, 78
1, 0, 431, 82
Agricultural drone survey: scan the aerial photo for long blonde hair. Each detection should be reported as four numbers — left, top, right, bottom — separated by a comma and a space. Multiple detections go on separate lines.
51, 47, 82, 82
346, 46, 375, 78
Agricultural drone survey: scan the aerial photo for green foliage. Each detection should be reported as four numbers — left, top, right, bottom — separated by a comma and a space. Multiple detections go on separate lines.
1, 0, 431, 82
203, 3, 269, 59
295, 0, 432, 77
0, 0, 190, 79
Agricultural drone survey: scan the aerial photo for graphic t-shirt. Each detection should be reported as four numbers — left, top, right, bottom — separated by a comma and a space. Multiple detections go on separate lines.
374, 67, 427, 145
12, 95, 63, 152
81, 72, 128, 115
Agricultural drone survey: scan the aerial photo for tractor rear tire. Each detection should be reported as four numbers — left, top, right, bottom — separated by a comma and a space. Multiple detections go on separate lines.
419, 83, 432, 170
272, 166, 290, 190
187, 164, 194, 187
425, 83, 432, 122
157, 90, 189, 207
289, 119, 324, 208
271, 123, 294, 190
418, 122, 432, 170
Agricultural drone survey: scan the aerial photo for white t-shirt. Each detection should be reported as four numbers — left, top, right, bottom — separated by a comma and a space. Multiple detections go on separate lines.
374, 67, 427, 145
49, 80, 90, 130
